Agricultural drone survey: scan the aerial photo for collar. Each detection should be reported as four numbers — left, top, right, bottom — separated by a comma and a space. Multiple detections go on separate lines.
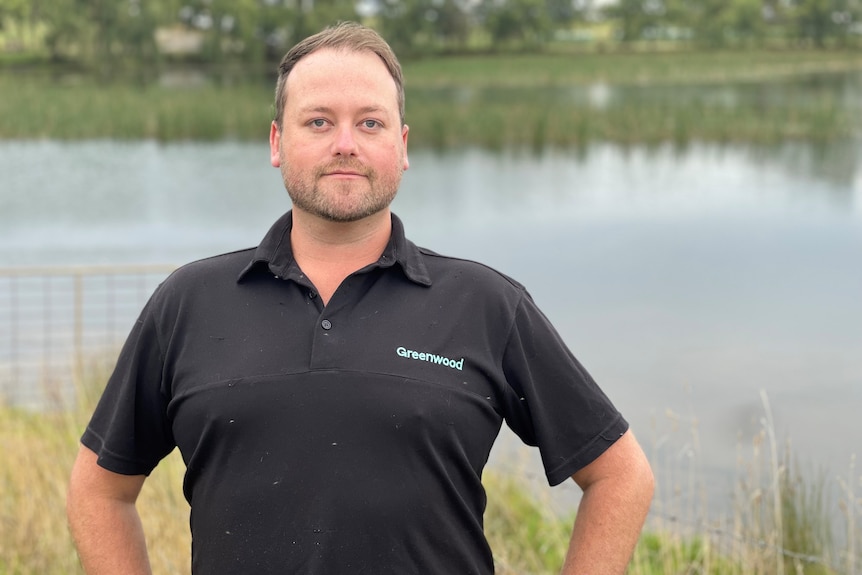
237, 211, 432, 287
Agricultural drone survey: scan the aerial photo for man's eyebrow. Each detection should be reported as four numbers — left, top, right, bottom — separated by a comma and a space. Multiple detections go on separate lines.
298, 105, 391, 117
356, 105, 388, 116
299, 105, 335, 115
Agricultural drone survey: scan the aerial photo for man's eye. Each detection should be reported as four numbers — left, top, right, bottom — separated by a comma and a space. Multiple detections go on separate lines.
310, 119, 326, 128
362, 120, 380, 129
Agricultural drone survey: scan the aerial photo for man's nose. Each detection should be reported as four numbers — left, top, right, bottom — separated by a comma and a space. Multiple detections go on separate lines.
331, 124, 358, 156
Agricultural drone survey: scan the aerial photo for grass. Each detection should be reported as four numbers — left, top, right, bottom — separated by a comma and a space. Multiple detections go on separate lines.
1, 362, 860, 574
0, 360, 191, 574
0, 75, 274, 141
1, 49, 860, 147
487, 433, 859, 575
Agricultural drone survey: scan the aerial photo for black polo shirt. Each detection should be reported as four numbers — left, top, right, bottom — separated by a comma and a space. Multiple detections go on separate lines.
83, 211, 628, 575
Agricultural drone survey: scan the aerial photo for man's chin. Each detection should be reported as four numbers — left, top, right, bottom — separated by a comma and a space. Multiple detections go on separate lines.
327, 205, 392, 223
293, 203, 391, 224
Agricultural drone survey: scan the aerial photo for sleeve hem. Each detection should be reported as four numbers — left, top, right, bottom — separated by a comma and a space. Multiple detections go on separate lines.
545, 414, 629, 486
81, 427, 158, 477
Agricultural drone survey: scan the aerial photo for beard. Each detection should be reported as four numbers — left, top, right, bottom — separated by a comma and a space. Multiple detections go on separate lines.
279, 151, 403, 223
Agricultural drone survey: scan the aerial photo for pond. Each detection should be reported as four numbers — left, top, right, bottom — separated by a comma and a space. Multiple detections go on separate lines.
1, 136, 860, 520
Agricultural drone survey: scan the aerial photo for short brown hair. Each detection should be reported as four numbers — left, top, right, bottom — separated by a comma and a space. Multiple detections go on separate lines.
273, 22, 405, 129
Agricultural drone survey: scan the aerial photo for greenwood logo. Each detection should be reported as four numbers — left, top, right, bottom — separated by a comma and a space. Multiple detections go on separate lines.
396, 346, 464, 371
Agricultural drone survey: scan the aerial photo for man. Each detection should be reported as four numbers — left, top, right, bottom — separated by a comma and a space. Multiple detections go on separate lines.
67, 22, 654, 575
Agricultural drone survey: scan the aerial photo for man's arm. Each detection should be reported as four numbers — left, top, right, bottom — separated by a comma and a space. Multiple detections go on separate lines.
67, 444, 153, 575
561, 430, 654, 575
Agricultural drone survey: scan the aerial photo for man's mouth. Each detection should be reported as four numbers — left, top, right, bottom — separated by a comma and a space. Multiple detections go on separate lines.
325, 170, 365, 177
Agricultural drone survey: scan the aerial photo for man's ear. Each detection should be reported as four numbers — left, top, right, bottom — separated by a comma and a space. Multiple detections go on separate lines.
269, 121, 281, 168
401, 124, 410, 171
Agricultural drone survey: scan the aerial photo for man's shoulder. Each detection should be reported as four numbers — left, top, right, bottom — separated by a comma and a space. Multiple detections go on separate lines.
417, 246, 527, 294
159, 247, 257, 291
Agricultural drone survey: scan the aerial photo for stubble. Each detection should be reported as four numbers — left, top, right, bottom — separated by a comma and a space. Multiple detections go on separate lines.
279, 150, 402, 223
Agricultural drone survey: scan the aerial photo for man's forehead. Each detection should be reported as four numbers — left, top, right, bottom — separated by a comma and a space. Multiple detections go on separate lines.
284, 48, 398, 109
288, 47, 389, 80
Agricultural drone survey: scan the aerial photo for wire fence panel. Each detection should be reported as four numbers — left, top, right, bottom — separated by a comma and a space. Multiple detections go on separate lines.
0, 265, 175, 409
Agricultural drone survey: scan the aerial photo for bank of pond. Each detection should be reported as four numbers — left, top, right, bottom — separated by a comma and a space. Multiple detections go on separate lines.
2, 49, 860, 147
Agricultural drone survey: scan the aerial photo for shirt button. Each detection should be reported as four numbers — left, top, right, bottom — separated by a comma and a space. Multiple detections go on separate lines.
308, 291, 317, 299
321, 319, 332, 330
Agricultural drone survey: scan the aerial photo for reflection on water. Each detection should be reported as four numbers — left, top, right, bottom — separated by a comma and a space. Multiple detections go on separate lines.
1, 138, 861, 513
2, 139, 859, 258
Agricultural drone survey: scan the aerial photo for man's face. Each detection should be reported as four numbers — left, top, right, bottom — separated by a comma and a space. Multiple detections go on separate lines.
269, 48, 409, 223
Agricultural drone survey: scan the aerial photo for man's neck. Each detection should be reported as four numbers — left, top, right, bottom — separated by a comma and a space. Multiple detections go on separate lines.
289, 208, 392, 304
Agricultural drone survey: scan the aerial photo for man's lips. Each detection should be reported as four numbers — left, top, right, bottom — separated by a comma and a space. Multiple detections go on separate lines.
322, 170, 368, 179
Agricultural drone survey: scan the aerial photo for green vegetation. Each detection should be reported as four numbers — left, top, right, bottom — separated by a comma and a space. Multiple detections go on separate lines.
1, 0, 861, 72
1, 49, 860, 147
1, 364, 859, 574
0, 73, 274, 141
403, 50, 862, 88
2, 1, 861, 148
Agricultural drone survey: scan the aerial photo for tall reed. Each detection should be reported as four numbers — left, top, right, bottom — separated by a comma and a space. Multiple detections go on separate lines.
2, 49, 858, 147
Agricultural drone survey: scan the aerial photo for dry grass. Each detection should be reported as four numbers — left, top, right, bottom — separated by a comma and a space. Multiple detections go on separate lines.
0, 406, 81, 574
484, 391, 861, 575
0, 364, 191, 575
622, 392, 859, 575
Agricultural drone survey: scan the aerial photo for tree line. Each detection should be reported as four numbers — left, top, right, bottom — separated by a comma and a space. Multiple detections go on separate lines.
1, 0, 860, 74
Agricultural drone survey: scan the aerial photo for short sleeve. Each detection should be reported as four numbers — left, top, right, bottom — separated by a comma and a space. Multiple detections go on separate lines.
500, 291, 628, 486
81, 292, 176, 476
